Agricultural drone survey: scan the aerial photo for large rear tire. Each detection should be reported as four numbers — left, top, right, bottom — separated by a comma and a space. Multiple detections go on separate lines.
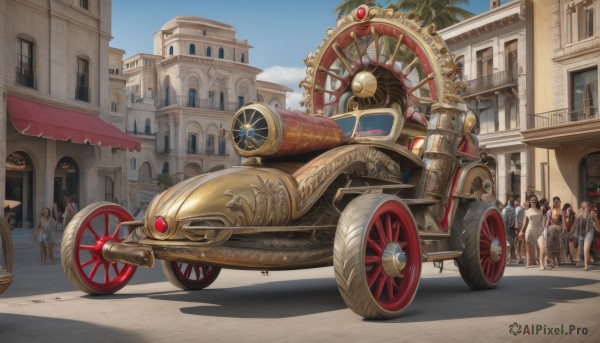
61, 202, 137, 295
453, 201, 506, 289
334, 194, 421, 319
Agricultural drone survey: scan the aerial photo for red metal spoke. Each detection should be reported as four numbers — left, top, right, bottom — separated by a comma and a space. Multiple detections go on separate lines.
103, 213, 110, 238
86, 223, 101, 240
372, 273, 387, 300
88, 260, 101, 280
392, 219, 401, 242
367, 238, 383, 255
183, 264, 193, 279
111, 262, 121, 277
79, 245, 95, 251
81, 257, 96, 268
365, 255, 382, 265
367, 264, 383, 288
103, 262, 110, 284
399, 241, 408, 250
384, 214, 393, 242
481, 220, 494, 242
386, 277, 395, 302
374, 217, 386, 244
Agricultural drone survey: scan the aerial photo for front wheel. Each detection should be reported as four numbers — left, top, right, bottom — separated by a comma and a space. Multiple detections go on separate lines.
334, 194, 421, 319
161, 261, 221, 290
61, 202, 137, 295
453, 201, 506, 289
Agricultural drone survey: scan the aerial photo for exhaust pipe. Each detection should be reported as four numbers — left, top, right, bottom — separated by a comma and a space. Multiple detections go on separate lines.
102, 241, 155, 268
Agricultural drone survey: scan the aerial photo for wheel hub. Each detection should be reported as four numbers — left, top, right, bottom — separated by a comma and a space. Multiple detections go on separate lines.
489, 238, 502, 263
381, 242, 406, 277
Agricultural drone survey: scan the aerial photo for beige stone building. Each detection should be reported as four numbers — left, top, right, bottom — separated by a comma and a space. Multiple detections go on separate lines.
523, 0, 600, 207
440, 0, 534, 203
122, 16, 290, 210
1, 0, 139, 228
1, 2, 291, 226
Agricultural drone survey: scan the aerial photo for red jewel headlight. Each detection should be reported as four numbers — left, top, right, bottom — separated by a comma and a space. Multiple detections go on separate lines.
154, 216, 168, 233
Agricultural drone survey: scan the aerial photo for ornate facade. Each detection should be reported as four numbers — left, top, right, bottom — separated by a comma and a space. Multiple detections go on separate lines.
1, 0, 137, 227
523, 0, 600, 206
439, 0, 533, 203
122, 16, 290, 211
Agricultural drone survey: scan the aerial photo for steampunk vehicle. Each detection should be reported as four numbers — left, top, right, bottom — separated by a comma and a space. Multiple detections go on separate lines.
61, 6, 505, 319
0, 217, 14, 295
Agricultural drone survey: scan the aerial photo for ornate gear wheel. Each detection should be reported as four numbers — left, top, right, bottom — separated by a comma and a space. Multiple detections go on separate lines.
300, 5, 462, 116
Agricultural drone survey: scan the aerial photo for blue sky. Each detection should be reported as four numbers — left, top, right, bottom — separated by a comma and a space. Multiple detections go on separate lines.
111, 0, 491, 109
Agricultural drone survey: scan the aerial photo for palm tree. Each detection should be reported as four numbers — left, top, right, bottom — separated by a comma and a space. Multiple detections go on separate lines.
335, 0, 474, 29
391, 0, 474, 29
335, 0, 378, 17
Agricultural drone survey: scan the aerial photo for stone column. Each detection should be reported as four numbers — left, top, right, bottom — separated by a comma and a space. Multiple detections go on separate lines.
496, 153, 507, 203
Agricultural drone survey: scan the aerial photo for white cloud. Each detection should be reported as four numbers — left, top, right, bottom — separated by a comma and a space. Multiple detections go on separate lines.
258, 66, 306, 111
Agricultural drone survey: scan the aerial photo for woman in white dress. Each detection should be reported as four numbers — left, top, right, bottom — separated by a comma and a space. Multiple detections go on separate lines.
518, 196, 544, 269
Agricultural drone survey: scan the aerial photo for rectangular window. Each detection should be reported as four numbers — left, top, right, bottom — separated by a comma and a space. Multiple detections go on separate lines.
218, 136, 226, 155
164, 132, 170, 152
206, 134, 215, 155
570, 67, 598, 121
79, 0, 88, 10
188, 89, 197, 107
109, 68, 115, 75
76, 57, 89, 102
16, 38, 34, 88
187, 134, 197, 154
585, 8, 595, 38
476, 47, 493, 78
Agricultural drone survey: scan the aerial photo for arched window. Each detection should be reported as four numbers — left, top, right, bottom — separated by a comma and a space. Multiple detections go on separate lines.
241, 53, 245, 63
206, 46, 212, 57
189, 44, 196, 55
168, 46, 173, 56
218, 47, 224, 59
144, 119, 151, 135
188, 88, 197, 107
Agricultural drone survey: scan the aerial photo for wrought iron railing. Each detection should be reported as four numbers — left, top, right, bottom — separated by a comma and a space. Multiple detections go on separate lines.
528, 103, 599, 129
15, 67, 35, 89
463, 69, 518, 96
160, 95, 243, 112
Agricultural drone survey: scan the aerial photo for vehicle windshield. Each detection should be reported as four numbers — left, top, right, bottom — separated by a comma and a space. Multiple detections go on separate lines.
334, 116, 357, 138
356, 114, 394, 137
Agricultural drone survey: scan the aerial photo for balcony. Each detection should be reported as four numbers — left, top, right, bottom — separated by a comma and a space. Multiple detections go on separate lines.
462, 69, 518, 98
522, 102, 600, 149
160, 95, 243, 112
15, 67, 36, 89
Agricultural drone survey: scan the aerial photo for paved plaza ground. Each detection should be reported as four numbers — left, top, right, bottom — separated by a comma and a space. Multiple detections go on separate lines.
1, 227, 599, 342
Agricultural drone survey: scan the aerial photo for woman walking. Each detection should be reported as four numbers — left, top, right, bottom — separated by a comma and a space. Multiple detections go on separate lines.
574, 201, 599, 271
544, 197, 564, 268
31, 207, 57, 264
518, 196, 544, 269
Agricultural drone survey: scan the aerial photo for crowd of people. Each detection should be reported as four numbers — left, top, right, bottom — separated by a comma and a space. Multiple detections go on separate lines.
31, 194, 78, 265
501, 194, 600, 271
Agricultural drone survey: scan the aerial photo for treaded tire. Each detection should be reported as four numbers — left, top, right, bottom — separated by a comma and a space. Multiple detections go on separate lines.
452, 201, 506, 290
61, 202, 137, 295
334, 194, 421, 319
161, 261, 221, 290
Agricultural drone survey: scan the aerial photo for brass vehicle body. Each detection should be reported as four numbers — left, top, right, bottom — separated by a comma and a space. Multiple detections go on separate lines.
61, 6, 506, 319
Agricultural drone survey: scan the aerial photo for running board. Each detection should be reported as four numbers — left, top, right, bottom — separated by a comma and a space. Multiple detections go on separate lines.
424, 251, 463, 261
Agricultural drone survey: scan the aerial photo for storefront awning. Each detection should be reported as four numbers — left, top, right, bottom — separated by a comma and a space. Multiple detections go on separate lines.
7, 95, 141, 152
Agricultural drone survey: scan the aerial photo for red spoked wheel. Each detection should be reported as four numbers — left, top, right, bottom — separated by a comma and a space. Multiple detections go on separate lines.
161, 261, 221, 290
334, 194, 421, 319
61, 202, 137, 295
301, 5, 457, 116
454, 201, 506, 289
